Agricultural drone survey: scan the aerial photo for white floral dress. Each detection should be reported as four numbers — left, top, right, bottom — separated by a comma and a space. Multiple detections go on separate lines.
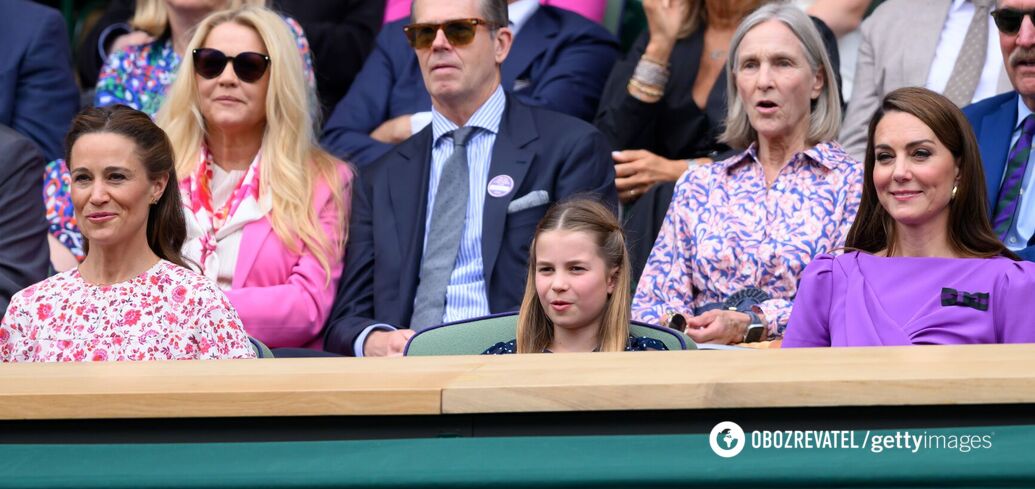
0, 260, 255, 362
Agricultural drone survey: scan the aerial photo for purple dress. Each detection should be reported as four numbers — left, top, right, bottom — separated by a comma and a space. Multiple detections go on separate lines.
783, 252, 1035, 347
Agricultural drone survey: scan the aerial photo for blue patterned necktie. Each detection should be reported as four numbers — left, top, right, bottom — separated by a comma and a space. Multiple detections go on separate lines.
992, 115, 1035, 241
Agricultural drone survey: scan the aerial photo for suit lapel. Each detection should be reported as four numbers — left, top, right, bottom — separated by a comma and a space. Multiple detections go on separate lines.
482, 97, 536, 284
388, 128, 434, 299
904, 0, 952, 87
232, 218, 273, 289
980, 93, 1019, 211
502, 8, 557, 89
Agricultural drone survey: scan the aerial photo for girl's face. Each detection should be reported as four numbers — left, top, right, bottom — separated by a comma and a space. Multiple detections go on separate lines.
534, 230, 617, 338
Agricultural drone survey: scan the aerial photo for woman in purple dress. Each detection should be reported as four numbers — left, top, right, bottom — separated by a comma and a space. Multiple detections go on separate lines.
783, 87, 1035, 347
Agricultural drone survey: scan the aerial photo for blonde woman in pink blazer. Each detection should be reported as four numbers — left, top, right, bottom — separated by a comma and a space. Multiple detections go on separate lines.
383, 0, 606, 24
158, 6, 351, 350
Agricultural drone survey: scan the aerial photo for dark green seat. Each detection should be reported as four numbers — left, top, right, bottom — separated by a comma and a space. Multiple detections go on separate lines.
403, 312, 695, 356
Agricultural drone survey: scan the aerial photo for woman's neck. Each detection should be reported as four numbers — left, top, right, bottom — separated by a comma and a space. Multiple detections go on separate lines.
706, 0, 759, 29
757, 134, 806, 183
548, 321, 603, 353
890, 217, 957, 258
167, 8, 209, 57
206, 127, 263, 172
78, 233, 161, 285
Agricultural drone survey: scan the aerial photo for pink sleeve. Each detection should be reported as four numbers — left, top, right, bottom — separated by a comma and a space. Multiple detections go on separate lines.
383, 0, 412, 24
541, 0, 607, 22
782, 254, 835, 348
631, 171, 698, 326
225, 165, 353, 348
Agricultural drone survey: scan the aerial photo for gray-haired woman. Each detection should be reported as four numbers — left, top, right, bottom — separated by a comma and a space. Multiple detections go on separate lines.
632, 2, 862, 346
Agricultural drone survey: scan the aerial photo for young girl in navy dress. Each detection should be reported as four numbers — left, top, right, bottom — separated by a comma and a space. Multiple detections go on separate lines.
484, 199, 666, 354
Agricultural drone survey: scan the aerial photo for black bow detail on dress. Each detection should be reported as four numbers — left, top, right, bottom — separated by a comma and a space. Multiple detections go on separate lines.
940, 288, 989, 311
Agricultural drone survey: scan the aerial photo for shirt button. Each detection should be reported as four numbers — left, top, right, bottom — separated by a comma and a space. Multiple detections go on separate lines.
1010, 237, 1018, 244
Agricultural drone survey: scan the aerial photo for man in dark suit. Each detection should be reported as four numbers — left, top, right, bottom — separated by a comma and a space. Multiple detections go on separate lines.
324, 0, 617, 356
0, 0, 78, 162
964, 0, 1035, 261
320, 0, 619, 167
0, 125, 50, 319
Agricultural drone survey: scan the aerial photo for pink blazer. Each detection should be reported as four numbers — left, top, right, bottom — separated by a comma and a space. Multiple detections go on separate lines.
383, 0, 606, 24
224, 162, 353, 350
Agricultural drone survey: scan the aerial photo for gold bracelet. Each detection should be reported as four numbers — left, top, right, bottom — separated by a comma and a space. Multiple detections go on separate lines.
640, 54, 670, 68
628, 78, 664, 98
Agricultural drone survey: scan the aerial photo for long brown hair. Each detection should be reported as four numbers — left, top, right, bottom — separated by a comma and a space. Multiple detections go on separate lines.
65, 105, 189, 268
516, 199, 631, 353
845, 87, 1018, 259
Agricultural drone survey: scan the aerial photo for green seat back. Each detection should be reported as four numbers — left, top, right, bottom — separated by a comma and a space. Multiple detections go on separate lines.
248, 337, 275, 358
405, 314, 697, 355
404, 314, 519, 356
629, 322, 696, 351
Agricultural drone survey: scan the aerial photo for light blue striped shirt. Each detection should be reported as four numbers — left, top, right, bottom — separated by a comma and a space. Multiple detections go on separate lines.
353, 86, 507, 356
423, 85, 506, 323
1002, 98, 1035, 251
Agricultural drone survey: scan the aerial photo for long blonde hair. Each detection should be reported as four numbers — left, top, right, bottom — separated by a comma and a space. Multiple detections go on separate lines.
131, 0, 267, 38
516, 199, 631, 353
157, 5, 346, 279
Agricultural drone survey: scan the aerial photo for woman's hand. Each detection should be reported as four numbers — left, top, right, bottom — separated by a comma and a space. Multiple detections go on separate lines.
613, 150, 692, 203
683, 309, 752, 345
643, 0, 690, 62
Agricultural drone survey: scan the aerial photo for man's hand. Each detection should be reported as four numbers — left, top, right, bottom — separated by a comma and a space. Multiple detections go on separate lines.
684, 309, 752, 345
363, 329, 416, 357
613, 149, 690, 203
370, 114, 414, 144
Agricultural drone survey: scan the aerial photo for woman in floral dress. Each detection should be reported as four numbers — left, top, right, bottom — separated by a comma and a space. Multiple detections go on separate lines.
1, 105, 255, 362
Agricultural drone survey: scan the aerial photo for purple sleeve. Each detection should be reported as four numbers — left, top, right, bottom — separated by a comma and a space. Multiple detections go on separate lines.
996, 261, 1035, 344
782, 254, 835, 348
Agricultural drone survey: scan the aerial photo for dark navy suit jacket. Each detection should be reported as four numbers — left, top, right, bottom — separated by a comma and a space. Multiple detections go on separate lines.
324, 95, 617, 355
0, 125, 49, 319
320, 6, 619, 167
0, 0, 79, 162
962, 91, 1035, 261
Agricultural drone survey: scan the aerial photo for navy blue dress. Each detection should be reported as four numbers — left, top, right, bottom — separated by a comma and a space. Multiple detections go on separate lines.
483, 335, 668, 355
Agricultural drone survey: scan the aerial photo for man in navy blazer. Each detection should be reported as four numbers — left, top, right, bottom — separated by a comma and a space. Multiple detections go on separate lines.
0, 0, 79, 162
324, 0, 617, 356
320, 0, 619, 167
963, 0, 1035, 261
0, 126, 50, 319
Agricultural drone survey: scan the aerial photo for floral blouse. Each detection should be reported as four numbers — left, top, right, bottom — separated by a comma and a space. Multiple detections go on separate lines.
631, 141, 863, 338
94, 17, 314, 116
0, 260, 256, 362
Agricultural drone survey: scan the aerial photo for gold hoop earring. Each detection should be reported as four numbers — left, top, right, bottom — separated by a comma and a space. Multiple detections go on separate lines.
951, 184, 958, 201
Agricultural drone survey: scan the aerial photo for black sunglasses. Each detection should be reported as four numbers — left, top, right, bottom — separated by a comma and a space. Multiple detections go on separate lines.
192, 48, 271, 83
991, 8, 1035, 35
403, 18, 500, 49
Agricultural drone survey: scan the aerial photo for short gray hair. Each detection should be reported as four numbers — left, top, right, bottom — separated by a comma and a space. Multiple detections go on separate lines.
411, 0, 508, 27
719, 2, 842, 149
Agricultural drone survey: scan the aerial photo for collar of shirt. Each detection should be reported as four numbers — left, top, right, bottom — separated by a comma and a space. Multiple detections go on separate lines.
508, 0, 540, 36
431, 85, 507, 146
724, 141, 840, 173
1016, 96, 1034, 132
